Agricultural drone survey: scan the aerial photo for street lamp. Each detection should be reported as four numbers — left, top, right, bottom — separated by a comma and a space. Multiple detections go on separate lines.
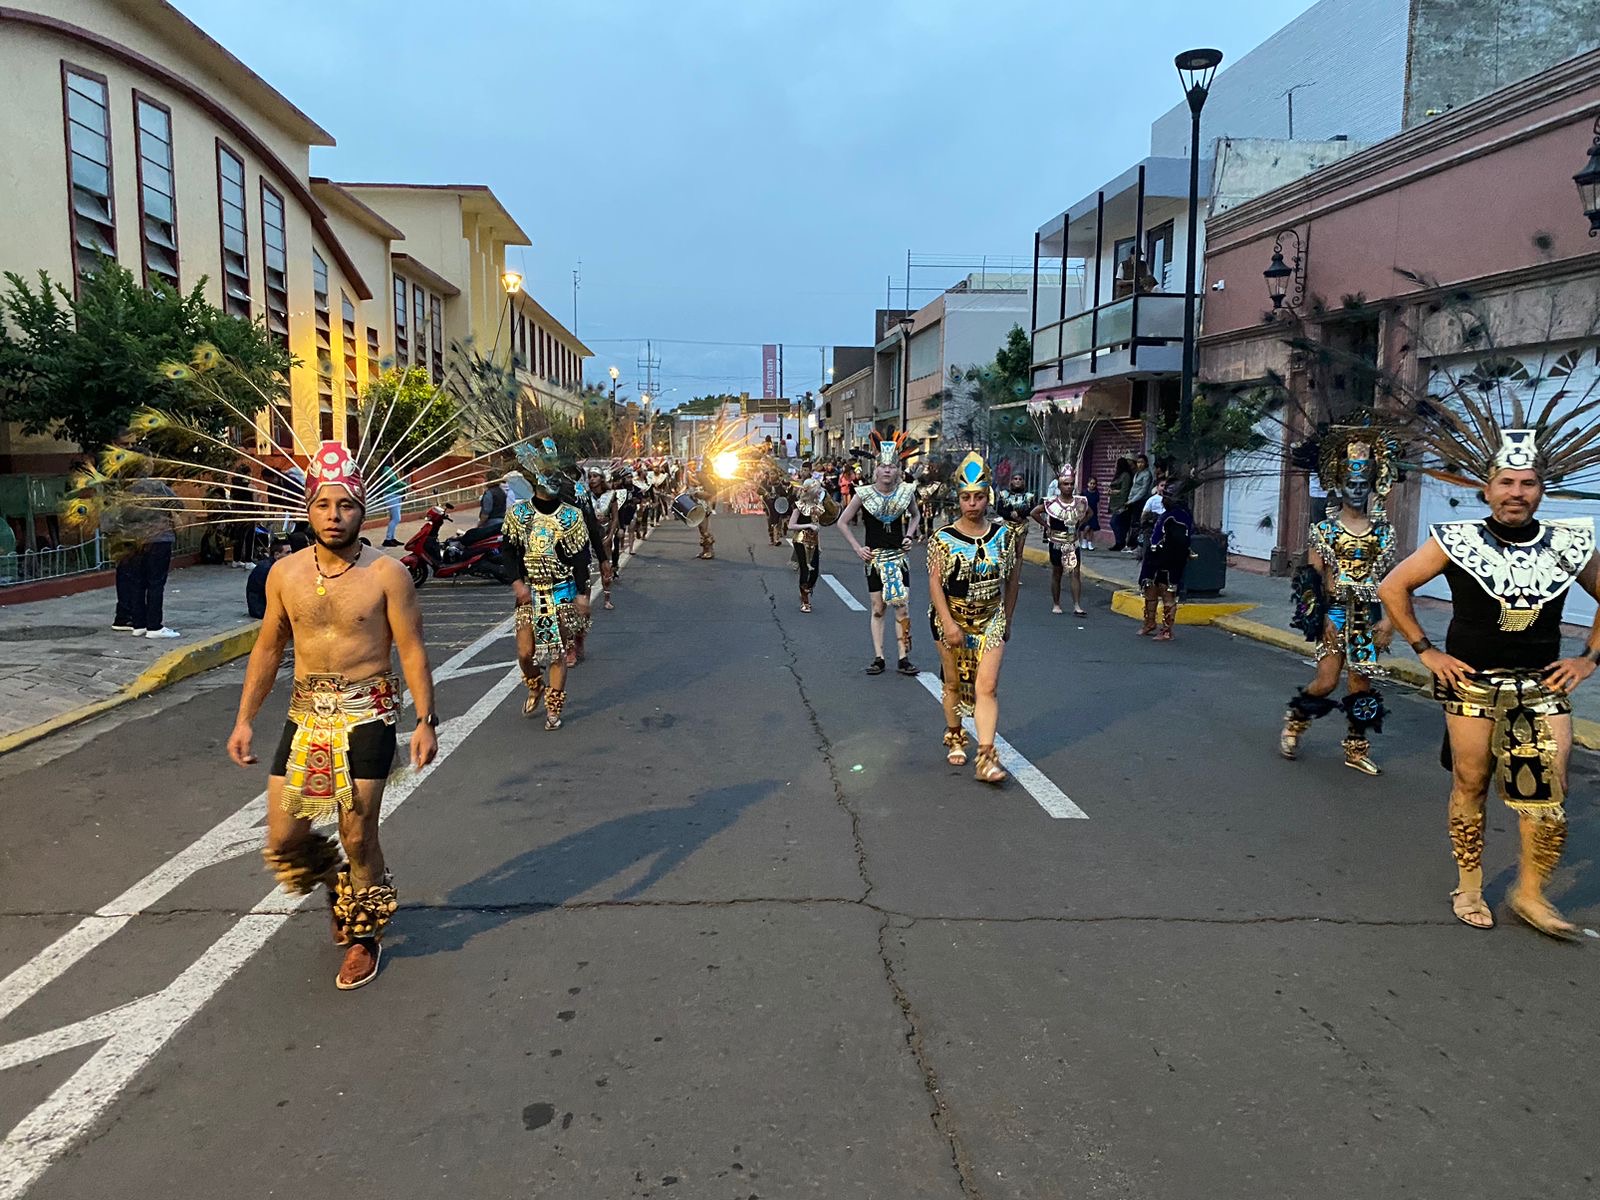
1576, 115, 1600, 237
500, 270, 523, 295
1263, 227, 1305, 311
608, 364, 620, 404
1175, 47, 1223, 442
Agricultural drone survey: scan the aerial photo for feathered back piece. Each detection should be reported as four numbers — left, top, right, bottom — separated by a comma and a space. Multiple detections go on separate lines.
513, 436, 564, 497
1026, 395, 1098, 476
861, 428, 918, 468
1399, 364, 1600, 491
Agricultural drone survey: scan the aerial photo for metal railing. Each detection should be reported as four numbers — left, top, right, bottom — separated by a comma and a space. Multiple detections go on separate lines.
1032, 292, 1191, 370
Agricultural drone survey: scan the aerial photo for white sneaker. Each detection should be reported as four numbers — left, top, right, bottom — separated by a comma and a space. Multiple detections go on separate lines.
111, 622, 134, 631
144, 627, 180, 639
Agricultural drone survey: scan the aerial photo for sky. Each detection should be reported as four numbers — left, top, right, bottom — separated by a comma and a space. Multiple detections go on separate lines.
177, 0, 1318, 409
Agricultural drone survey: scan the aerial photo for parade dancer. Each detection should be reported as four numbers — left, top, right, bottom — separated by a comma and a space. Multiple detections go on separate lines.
504, 441, 590, 730
1032, 466, 1090, 616
788, 477, 829, 612
588, 466, 619, 610
228, 442, 437, 991
1381, 424, 1600, 938
993, 470, 1037, 549
1137, 481, 1193, 641
564, 467, 610, 666
1282, 431, 1399, 774
838, 429, 922, 676
929, 451, 1021, 783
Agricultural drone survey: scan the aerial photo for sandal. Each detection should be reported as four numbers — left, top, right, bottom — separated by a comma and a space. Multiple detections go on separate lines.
1450, 888, 1494, 930
521, 677, 545, 717
943, 726, 969, 766
335, 939, 381, 991
1506, 893, 1580, 941
974, 744, 1007, 785
1073, 607, 1088, 617
864, 657, 886, 676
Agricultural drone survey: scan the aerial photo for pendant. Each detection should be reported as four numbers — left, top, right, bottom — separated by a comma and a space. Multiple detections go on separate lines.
316, 575, 326, 596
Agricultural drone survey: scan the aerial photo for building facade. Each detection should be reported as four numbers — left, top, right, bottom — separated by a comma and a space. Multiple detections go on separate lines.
1198, 48, 1600, 623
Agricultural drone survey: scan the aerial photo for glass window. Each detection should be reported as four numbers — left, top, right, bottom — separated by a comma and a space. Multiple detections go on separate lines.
217, 145, 250, 317
260, 183, 288, 344
62, 67, 116, 281
393, 276, 409, 365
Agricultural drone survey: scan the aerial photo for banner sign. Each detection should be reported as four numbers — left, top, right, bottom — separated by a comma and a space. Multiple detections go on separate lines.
762, 344, 778, 399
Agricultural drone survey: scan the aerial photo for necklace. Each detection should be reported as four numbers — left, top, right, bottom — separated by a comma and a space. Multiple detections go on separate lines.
313, 544, 361, 595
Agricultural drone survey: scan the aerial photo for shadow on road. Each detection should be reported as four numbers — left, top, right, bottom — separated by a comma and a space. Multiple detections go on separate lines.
387, 779, 779, 959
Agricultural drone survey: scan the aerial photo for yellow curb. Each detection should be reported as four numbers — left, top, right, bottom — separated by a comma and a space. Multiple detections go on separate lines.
0, 622, 260, 757
1109, 589, 1255, 625
1209, 613, 1600, 753
1021, 545, 1255, 624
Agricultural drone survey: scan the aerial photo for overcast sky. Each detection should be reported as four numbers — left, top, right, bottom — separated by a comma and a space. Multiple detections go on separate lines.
177, 0, 1316, 408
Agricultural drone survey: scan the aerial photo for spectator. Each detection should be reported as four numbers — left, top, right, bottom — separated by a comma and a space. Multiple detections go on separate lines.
1107, 457, 1134, 551
377, 462, 404, 546
112, 474, 181, 639
1139, 477, 1170, 551
1124, 454, 1154, 553
245, 535, 300, 619
479, 474, 509, 525
1081, 476, 1101, 550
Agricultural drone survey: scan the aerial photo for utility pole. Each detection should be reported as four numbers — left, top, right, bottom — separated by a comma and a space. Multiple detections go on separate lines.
572, 261, 580, 336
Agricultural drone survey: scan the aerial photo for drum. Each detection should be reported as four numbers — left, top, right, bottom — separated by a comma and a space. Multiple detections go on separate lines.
671, 492, 708, 527
772, 495, 792, 516
819, 497, 840, 526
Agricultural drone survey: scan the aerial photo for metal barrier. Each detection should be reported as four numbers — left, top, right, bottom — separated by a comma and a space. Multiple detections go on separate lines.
0, 525, 208, 588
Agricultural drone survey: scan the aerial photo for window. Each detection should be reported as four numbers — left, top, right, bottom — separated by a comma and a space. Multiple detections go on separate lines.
260, 182, 288, 346
341, 291, 359, 401
367, 324, 380, 373
313, 250, 333, 421
270, 401, 294, 453
393, 276, 409, 365
133, 94, 178, 289
414, 286, 427, 369
345, 400, 362, 454
62, 65, 116, 281
430, 296, 444, 384
216, 142, 250, 318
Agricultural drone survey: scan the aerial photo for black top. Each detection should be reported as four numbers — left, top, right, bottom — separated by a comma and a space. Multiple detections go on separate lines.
1442, 518, 1567, 670
864, 510, 906, 550
994, 490, 1035, 525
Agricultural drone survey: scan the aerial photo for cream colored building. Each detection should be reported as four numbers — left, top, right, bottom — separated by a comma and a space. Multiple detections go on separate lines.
0, 0, 586, 489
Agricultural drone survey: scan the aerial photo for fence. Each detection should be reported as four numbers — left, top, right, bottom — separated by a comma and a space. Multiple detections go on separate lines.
1, 523, 208, 589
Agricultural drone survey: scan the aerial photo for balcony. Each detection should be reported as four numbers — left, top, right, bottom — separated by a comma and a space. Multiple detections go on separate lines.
1031, 292, 1190, 390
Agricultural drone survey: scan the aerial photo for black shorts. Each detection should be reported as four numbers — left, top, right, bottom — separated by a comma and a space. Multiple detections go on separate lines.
270, 719, 397, 781
865, 558, 909, 594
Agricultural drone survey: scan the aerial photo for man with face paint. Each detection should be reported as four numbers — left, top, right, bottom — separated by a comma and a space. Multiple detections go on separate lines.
1281, 432, 1398, 777
838, 429, 922, 675
228, 441, 438, 991
504, 440, 590, 730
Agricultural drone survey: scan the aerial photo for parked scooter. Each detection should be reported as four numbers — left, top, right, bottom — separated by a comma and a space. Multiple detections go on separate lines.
400, 504, 514, 588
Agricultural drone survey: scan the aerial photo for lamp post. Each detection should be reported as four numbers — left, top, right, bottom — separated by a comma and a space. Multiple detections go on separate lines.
492, 269, 524, 354
608, 364, 619, 403
1576, 115, 1600, 237
1174, 47, 1223, 442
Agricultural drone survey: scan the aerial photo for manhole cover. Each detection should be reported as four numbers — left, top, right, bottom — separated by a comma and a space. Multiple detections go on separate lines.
0, 624, 102, 641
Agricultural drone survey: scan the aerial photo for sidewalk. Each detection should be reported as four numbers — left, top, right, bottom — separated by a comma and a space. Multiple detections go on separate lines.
0, 562, 263, 749
1053, 543, 1600, 736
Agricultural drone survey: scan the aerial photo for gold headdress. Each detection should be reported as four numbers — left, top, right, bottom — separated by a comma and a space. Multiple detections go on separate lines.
863, 428, 919, 468
1316, 423, 1401, 512
954, 450, 992, 497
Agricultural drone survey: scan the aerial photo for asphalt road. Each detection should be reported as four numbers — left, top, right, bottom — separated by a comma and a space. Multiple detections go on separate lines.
2, 516, 1599, 1199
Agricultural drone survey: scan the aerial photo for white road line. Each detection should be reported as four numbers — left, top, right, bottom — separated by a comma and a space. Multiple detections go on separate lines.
0, 616, 512, 1026
914, 672, 1088, 820
820, 573, 866, 611
0, 665, 526, 1200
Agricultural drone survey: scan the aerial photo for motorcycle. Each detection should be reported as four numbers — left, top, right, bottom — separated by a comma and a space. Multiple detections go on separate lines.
401, 504, 515, 588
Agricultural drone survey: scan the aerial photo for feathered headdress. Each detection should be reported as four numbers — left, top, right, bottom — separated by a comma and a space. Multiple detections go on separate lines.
1399, 362, 1600, 492
306, 441, 366, 508
857, 428, 919, 468
1027, 395, 1098, 476
513, 436, 565, 497
1315, 422, 1402, 511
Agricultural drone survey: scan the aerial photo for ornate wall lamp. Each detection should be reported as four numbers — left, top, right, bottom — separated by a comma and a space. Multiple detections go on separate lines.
1263, 227, 1307, 311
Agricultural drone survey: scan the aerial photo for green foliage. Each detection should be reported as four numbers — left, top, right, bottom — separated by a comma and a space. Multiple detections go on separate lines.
679, 393, 734, 415
1154, 388, 1271, 488
947, 325, 1039, 452
358, 368, 458, 470
0, 263, 290, 451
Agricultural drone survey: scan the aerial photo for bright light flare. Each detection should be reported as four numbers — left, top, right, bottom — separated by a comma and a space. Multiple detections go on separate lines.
712, 450, 742, 479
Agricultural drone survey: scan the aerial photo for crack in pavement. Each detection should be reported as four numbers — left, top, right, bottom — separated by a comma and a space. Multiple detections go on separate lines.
754, 545, 983, 1200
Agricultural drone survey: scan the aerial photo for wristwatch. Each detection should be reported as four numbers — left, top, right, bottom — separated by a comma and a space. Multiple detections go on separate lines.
1410, 637, 1434, 655
416, 712, 439, 729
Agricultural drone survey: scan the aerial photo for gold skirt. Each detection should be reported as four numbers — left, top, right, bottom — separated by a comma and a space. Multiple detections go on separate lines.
930, 594, 1007, 717
281, 672, 401, 820
1435, 670, 1569, 816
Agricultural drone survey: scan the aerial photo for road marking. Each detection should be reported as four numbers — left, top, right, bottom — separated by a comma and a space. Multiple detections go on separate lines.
820, 573, 866, 611
0, 615, 511, 1027
0, 666, 526, 1198
914, 672, 1088, 820
441, 658, 518, 679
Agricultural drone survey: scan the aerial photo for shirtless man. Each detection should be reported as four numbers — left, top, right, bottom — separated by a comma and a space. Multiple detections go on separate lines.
227, 442, 438, 991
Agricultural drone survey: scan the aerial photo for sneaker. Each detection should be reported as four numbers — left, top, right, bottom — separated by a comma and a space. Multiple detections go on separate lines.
144, 627, 180, 639
864, 657, 886, 676
111, 622, 134, 631
382, 539, 402, 547
897, 657, 918, 676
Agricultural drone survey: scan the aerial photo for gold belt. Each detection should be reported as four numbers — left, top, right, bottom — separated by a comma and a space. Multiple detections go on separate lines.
1436, 670, 1568, 816
282, 672, 400, 820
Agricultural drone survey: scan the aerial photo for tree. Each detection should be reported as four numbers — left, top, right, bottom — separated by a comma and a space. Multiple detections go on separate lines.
357, 367, 458, 472
947, 325, 1039, 454
677, 394, 734, 416
0, 263, 291, 451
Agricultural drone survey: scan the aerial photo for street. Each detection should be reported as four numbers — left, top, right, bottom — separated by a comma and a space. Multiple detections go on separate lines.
3, 515, 1600, 1199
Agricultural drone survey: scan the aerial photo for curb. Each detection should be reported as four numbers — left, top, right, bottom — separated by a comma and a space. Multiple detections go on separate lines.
1021, 546, 1256, 624
0, 621, 260, 757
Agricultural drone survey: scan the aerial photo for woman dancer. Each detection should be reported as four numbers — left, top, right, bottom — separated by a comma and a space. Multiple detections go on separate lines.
788, 477, 827, 612
928, 451, 1022, 785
